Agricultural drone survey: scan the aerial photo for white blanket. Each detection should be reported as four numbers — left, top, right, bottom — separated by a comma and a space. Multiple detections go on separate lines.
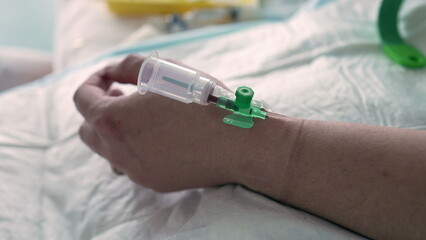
1, 0, 425, 239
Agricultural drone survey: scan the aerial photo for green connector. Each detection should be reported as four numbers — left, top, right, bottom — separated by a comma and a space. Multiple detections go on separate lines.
216, 86, 267, 129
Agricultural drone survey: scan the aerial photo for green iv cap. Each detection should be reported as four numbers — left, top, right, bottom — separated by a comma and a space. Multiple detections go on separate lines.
216, 86, 267, 129
235, 87, 254, 109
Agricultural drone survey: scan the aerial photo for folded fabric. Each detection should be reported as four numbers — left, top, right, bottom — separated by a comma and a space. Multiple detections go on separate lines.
1, 0, 425, 239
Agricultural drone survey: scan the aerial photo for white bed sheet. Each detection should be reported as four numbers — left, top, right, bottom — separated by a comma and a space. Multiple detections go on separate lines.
54, 0, 310, 70
1, 0, 426, 239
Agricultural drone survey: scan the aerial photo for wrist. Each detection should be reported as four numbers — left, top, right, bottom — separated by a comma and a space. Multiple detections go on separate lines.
230, 113, 305, 198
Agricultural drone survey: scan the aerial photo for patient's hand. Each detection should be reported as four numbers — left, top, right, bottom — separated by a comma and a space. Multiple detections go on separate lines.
74, 55, 426, 240
73, 55, 272, 192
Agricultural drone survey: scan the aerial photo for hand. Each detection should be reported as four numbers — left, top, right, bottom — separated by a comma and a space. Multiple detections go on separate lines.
73, 55, 275, 192
75, 55, 426, 239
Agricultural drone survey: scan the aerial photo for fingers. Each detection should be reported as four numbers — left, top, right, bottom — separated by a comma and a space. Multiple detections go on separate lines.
101, 54, 228, 91
107, 88, 124, 97
103, 54, 146, 85
74, 70, 114, 120
79, 121, 104, 154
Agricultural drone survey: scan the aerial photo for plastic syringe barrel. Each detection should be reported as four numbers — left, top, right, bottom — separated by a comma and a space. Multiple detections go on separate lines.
137, 52, 216, 105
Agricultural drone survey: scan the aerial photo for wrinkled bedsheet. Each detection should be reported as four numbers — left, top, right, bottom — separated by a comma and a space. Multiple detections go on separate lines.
1, 0, 425, 239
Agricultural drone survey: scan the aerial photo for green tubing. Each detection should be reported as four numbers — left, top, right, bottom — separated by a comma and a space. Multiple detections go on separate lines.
378, 0, 426, 68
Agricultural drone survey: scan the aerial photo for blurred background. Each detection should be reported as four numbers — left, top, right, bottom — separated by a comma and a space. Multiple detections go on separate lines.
0, 0, 306, 91
0, 0, 57, 51
0, 0, 56, 91
0, 0, 306, 52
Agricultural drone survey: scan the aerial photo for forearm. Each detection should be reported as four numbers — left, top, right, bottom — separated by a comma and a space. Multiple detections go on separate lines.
239, 114, 426, 240
83, 55, 425, 239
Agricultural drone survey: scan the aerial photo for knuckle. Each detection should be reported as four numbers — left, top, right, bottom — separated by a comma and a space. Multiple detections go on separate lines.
102, 65, 115, 77
92, 118, 111, 136
90, 108, 118, 136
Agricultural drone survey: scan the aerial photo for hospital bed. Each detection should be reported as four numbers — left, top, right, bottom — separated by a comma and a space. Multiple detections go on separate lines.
0, 0, 425, 239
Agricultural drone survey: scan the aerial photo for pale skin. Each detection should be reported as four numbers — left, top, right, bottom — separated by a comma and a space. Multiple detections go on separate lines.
74, 55, 426, 240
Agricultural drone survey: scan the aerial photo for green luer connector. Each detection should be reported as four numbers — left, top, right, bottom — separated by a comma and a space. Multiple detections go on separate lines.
216, 86, 267, 129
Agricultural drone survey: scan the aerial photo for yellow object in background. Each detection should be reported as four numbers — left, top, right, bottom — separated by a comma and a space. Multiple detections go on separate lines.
106, 0, 257, 15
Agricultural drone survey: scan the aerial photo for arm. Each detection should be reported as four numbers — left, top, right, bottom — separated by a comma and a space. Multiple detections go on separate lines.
74, 55, 426, 240
241, 114, 426, 240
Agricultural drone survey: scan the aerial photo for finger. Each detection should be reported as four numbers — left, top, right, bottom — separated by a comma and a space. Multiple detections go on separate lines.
78, 121, 104, 155
74, 71, 114, 119
107, 88, 124, 97
79, 121, 125, 176
103, 54, 146, 85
